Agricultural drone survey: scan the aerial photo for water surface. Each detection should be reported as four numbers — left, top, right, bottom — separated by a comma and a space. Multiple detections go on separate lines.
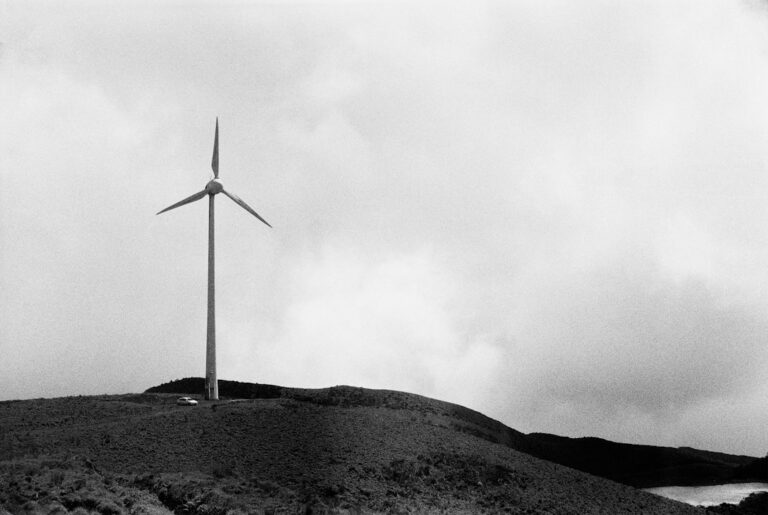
645, 482, 768, 507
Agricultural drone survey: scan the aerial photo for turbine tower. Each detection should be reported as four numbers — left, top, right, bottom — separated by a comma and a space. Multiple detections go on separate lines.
158, 119, 271, 400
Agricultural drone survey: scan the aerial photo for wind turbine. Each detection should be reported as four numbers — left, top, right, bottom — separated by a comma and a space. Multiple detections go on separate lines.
157, 118, 271, 401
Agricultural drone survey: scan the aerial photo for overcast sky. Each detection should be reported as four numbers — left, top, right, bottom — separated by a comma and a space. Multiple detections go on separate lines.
4, 0, 768, 456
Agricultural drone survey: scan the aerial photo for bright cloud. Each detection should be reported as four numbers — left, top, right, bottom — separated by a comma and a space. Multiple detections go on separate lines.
3, 0, 768, 456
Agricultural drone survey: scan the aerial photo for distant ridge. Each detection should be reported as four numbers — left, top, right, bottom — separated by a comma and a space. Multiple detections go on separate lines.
523, 433, 756, 488
148, 377, 762, 489
733, 454, 768, 482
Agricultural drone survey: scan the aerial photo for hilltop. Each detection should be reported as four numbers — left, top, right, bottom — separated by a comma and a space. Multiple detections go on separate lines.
150, 378, 761, 488
0, 379, 739, 513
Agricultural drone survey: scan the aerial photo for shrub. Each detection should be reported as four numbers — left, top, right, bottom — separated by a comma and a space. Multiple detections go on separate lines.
252, 478, 281, 495
45, 502, 68, 514
211, 464, 235, 479
95, 499, 122, 515
50, 470, 65, 486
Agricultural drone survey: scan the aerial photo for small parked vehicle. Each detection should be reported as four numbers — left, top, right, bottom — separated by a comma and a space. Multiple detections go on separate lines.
176, 396, 198, 406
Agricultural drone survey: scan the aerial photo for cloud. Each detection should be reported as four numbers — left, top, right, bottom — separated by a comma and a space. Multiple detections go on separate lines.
224, 245, 503, 411
4, 0, 768, 455
513, 258, 768, 407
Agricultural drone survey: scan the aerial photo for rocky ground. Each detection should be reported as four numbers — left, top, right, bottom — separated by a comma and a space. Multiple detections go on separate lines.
0, 385, 711, 514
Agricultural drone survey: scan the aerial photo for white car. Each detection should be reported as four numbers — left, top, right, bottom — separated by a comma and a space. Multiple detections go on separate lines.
176, 396, 198, 406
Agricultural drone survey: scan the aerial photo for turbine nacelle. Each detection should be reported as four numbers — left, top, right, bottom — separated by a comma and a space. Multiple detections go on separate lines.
206, 179, 223, 195
156, 119, 271, 228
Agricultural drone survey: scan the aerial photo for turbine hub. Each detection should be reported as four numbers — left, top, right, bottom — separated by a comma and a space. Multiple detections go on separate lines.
205, 179, 223, 195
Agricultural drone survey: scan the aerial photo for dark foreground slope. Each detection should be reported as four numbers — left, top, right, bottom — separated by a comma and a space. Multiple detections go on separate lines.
0, 385, 704, 514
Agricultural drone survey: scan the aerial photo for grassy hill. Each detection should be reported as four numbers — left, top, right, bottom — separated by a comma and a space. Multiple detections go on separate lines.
0, 380, 716, 514
149, 378, 760, 488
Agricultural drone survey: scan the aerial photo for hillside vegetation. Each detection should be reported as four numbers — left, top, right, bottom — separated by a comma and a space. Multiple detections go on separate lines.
150, 378, 761, 488
0, 380, 721, 514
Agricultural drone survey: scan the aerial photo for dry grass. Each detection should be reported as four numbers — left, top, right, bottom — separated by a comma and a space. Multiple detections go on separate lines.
0, 389, 707, 514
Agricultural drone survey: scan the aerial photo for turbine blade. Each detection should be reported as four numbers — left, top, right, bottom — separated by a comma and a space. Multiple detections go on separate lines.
211, 118, 219, 178
157, 189, 208, 215
222, 189, 272, 228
